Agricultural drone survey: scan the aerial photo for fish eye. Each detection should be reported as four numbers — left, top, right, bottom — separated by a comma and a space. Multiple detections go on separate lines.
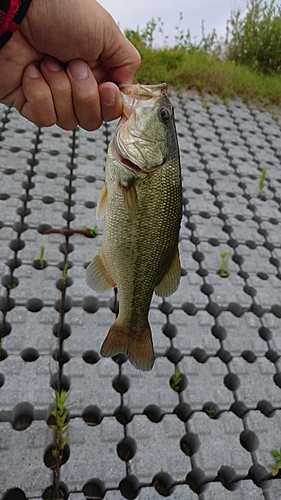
158, 107, 171, 123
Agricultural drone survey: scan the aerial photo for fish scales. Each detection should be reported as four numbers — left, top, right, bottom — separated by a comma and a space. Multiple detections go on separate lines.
86, 83, 182, 371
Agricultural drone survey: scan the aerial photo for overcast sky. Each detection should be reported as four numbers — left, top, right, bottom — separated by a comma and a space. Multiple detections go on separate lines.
100, 0, 281, 45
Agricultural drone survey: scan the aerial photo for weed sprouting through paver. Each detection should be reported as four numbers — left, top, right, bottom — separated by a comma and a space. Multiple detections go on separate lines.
270, 447, 281, 476
219, 251, 229, 277
39, 245, 45, 269
258, 167, 267, 200
170, 368, 182, 392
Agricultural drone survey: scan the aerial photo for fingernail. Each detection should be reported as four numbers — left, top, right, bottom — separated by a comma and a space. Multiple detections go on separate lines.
68, 60, 89, 80
100, 85, 116, 106
44, 56, 61, 72
25, 64, 41, 79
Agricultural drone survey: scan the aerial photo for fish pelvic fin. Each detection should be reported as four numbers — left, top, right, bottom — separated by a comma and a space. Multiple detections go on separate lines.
100, 318, 155, 371
86, 251, 115, 292
96, 184, 108, 220
154, 247, 181, 297
119, 179, 139, 221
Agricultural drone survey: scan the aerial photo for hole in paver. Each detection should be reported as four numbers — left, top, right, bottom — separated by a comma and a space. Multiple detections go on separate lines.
241, 350, 257, 363
117, 436, 137, 462
37, 223, 51, 234
3, 167, 16, 175
165, 346, 183, 364
217, 465, 239, 491
45, 171, 57, 179
230, 401, 249, 418
257, 400, 275, 417
114, 405, 132, 425
245, 240, 257, 249
51, 349, 70, 364
42, 483, 68, 500
208, 237, 219, 246
266, 349, 279, 363
9, 239, 25, 251
152, 472, 175, 497
32, 258, 48, 270
227, 302, 244, 317
201, 283, 213, 296
244, 285, 256, 297
143, 404, 163, 423
180, 433, 200, 456
26, 298, 44, 312
112, 374, 130, 394
82, 478, 106, 498
52, 322, 71, 340
170, 372, 188, 393
85, 201, 96, 208
82, 295, 99, 313
199, 211, 211, 219
232, 254, 244, 265
54, 296, 72, 313
273, 373, 281, 388
248, 463, 271, 486
50, 373, 70, 392
203, 402, 220, 418
240, 430, 259, 452
211, 325, 227, 341
0, 372, 5, 387
12, 402, 34, 430
192, 250, 204, 263
192, 347, 209, 363
82, 405, 103, 426
62, 211, 75, 222
111, 353, 128, 366
59, 242, 74, 254
217, 348, 232, 364
227, 238, 239, 249
1, 275, 19, 289
85, 175, 96, 183
158, 300, 174, 315
0, 297, 15, 313
174, 402, 193, 422
224, 373, 240, 391
162, 322, 177, 339
42, 196, 55, 204
0, 193, 10, 200
257, 272, 268, 280
185, 468, 207, 494
271, 304, 281, 318
182, 302, 197, 316
235, 215, 245, 221
0, 321, 12, 338
82, 350, 100, 364
1, 488, 27, 500
197, 268, 208, 277
119, 475, 140, 500
56, 277, 73, 291
21, 348, 39, 362
206, 302, 222, 318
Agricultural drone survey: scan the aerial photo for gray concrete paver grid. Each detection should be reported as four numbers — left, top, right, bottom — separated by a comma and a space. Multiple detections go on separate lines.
0, 94, 281, 499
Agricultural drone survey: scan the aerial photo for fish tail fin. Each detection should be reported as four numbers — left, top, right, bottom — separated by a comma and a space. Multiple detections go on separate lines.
100, 318, 155, 371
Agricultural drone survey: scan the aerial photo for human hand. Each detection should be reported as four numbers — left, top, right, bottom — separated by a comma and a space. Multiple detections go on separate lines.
0, 0, 141, 130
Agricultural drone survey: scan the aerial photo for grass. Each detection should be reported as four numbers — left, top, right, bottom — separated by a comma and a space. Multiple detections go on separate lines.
126, 0, 281, 109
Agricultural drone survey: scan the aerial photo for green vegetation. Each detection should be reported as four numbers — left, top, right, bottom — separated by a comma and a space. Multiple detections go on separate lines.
170, 368, 182, 392
206, 406, 215, 418
126, 1, 281, 108
50, 389, 72, 462
270, 447, 281, 476
82, 225, 99, 238
219, 252, 229, 278
258, 167, 267, 199
39, 245, 45, 269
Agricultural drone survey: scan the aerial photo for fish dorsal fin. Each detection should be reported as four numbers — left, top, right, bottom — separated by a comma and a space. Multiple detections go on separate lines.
154, 247, 181, 297
96, 184, 108, 220
86, 251, 114, 292
119, 179, 139, 221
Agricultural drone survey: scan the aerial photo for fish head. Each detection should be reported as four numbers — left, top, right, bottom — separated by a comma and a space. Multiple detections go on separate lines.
114, 83, 178, 174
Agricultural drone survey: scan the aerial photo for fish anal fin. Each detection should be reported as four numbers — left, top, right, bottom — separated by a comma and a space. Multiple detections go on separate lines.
119, 178, 138, 221
96, 184, 108, 220
100, 318, 154, 371
86, 251, 114, 292
155, 247, 181, 297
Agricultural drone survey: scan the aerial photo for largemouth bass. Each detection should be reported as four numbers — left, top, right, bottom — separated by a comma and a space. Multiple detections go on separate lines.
86, 83, 182, 371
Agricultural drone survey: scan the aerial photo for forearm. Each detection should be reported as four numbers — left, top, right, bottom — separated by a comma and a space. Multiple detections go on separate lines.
0, 0, 33, 48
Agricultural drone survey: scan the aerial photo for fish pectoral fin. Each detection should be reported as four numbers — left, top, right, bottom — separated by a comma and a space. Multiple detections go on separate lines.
119, 179, 138, 221
100, 318, 155, 371
86, 251, 114, 292
96, 184, 108, 220
154, 247, 181, 297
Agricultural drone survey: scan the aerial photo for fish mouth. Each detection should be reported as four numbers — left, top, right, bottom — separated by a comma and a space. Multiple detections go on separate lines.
119, 155, 142, 172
